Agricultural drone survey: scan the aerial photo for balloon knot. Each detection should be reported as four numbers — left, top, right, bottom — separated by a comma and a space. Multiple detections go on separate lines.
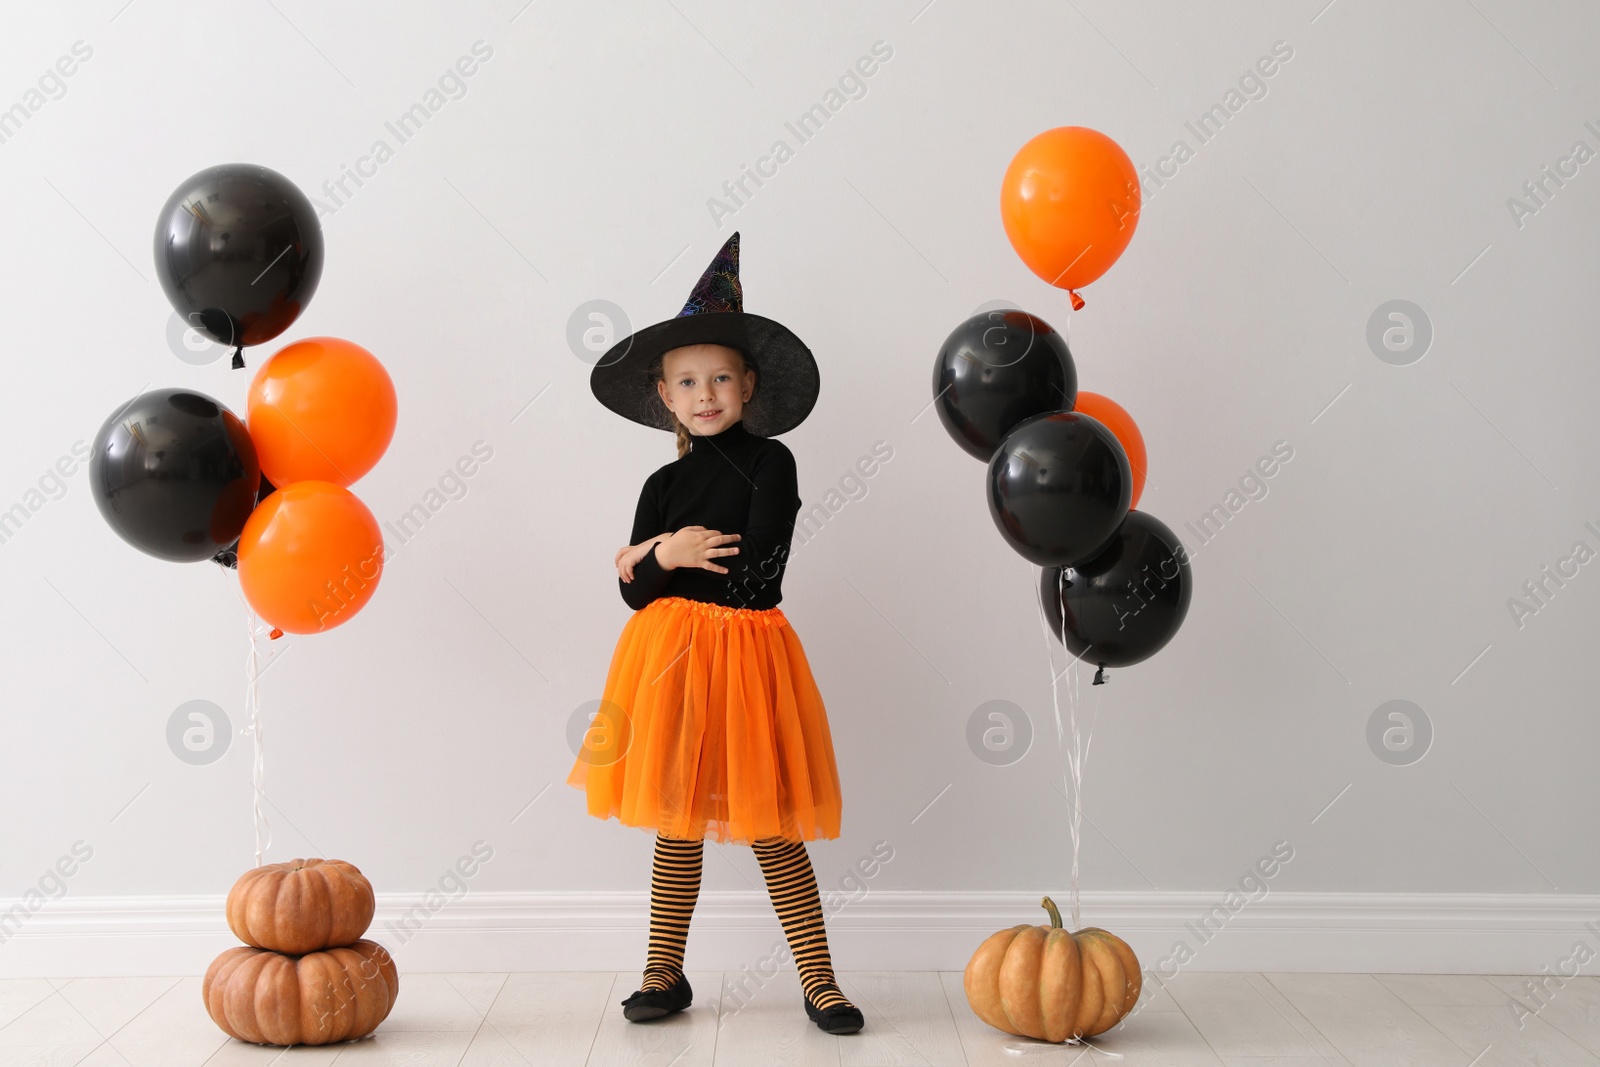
1068, 290, 1085, 311
269, 628, 283, 640
231, 346, 244, 370
1093, 665, 1107, 685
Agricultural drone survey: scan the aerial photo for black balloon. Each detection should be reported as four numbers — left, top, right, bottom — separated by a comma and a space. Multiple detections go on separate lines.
987, 410, 1131, 567
153, 163, 324, 367
1040, 510, 1193, 672
90, 389, 261, 563
933, 308, 1077, 461
212, 475, 278, 569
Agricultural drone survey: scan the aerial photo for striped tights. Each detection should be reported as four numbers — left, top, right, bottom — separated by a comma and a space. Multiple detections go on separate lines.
639, 833, 702, 993
639, 832, 853, 1011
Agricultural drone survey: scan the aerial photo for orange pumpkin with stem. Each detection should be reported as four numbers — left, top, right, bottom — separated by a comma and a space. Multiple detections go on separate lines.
963, 895, 1141, 1041
226, 858, 375, 955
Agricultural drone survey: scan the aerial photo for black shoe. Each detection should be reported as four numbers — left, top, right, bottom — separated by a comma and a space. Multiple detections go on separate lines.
804, 984, 864, 1034
621, 972, 693, 1021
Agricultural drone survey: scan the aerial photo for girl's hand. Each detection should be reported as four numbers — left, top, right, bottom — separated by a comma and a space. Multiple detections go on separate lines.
656, 526, 740, 574
617, 534, 671, 582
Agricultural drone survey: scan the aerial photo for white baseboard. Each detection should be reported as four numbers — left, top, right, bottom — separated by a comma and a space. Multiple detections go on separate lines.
3, 890, 1595, 978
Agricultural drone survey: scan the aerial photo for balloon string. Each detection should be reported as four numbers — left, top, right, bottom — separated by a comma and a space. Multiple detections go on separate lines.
1033, 565, 1101, 931
1067, 592, 1084, 931
224, 570, 274, 866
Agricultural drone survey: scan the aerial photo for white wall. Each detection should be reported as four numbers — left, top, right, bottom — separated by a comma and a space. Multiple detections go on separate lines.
1, 0, 1597, 976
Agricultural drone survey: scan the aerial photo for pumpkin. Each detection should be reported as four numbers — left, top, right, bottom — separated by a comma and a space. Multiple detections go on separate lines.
963, 896, 1141, 1041
203, 938, 399, 1046
226, 858, 375, 954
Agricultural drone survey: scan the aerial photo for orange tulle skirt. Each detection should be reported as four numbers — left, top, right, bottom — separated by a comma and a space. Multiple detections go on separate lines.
566, 595, 843, 844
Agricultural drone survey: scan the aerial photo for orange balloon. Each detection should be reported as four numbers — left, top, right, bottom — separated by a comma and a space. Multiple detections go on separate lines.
248, 337, 397, 487
1000, 127, 1141, 308
237, 481, 384, 635
1074, 392, 1148, 510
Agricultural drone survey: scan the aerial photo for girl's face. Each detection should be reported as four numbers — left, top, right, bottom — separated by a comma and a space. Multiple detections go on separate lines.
657, 343, 755, 436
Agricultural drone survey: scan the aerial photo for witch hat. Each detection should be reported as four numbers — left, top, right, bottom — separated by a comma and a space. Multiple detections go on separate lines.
589, 233, 819, 437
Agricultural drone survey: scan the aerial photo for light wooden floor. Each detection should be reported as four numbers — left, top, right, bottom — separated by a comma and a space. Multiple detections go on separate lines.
0, 968, 1588, 1065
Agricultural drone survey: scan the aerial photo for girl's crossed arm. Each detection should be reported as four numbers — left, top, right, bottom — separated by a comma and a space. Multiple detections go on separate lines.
618, 528, 741, 582
616, 472, 745, 610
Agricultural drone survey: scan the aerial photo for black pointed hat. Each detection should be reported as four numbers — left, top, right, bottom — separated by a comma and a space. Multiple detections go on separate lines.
590, 233, 819, 437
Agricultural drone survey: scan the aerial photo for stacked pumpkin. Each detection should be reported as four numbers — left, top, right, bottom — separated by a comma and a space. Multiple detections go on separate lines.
964, 896, 1141, 1042
203, 858, 400, 1046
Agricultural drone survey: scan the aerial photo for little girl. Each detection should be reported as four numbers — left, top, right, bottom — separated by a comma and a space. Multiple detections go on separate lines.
566, 233, 863, 1035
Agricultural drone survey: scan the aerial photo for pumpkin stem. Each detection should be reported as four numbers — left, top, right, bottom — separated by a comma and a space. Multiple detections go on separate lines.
1040, 895, 1063, 928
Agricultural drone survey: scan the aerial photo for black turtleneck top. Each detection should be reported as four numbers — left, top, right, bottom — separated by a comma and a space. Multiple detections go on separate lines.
620, 418, 801, 611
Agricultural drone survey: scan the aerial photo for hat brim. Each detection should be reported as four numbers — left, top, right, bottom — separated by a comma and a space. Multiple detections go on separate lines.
590, 311, 819, 437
